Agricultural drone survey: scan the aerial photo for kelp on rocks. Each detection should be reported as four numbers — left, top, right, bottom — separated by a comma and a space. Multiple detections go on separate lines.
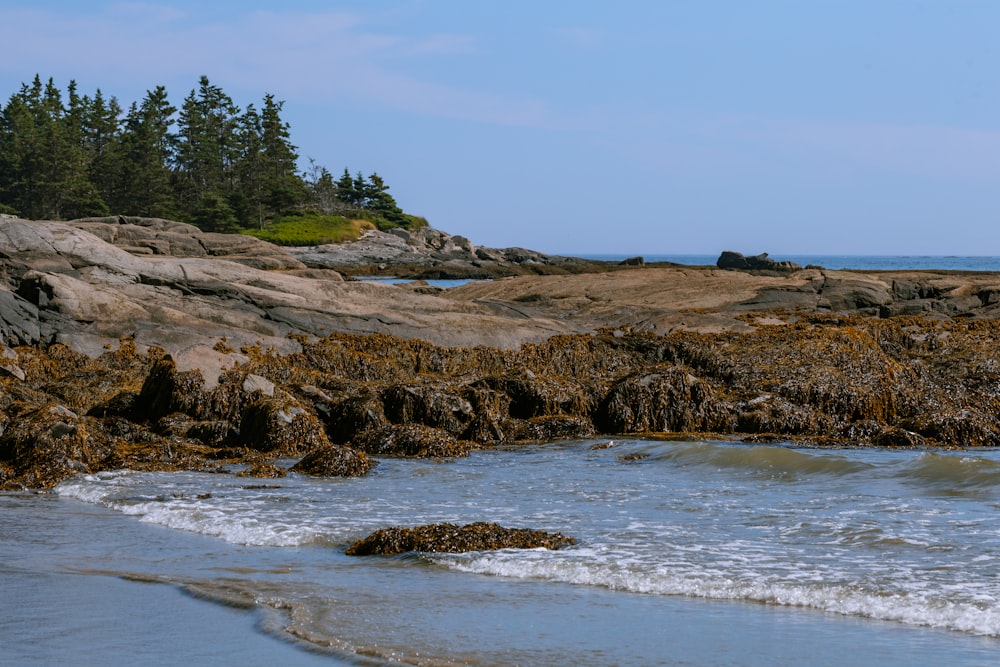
3, 315, 1000, 489
344, 522, 577, 555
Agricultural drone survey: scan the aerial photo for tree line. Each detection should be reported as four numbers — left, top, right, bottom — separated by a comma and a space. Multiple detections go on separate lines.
0, 75, 409, 231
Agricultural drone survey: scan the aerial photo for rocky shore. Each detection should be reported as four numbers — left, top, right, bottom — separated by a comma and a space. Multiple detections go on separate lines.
3, 215, 1000, 494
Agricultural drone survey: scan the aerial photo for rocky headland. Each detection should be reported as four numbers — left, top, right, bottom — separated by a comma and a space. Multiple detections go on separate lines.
3, 215, 1000, 495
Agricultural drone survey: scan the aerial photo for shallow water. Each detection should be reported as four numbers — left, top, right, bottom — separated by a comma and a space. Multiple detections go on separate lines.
6, 439, 1000, 665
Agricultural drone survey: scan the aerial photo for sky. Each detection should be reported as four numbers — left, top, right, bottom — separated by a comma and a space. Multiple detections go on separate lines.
1, 0, 999, 256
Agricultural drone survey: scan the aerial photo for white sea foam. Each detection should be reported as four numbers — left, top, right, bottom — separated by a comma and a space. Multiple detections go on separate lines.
56, 472, 331, 547
441, 551, 1000, 636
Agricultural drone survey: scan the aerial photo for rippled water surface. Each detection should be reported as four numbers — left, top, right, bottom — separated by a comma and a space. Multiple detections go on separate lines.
6, 439, 1000, 665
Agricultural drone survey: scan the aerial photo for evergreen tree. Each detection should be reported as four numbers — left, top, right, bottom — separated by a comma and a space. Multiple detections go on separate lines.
0, 75, 414, 230
0, 85, 38, 216
364, 172, 406, 225
82, 89, 124, 212
4, 77, 106, 219
336, 167, 360, 207
234, 102, 263, 228
259, 94, 306, 218
174, 75, 240, 230
117, 86, 176, 217
352, 171, 368, 208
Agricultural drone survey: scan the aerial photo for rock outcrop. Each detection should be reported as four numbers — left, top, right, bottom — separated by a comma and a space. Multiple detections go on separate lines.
0, 216, 586, 357
4, 316, 1000, 490
4, 216, 1000, 491
287, 226, 613, 279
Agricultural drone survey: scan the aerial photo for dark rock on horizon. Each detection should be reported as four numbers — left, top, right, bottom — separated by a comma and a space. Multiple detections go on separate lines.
717, 250, 803, 273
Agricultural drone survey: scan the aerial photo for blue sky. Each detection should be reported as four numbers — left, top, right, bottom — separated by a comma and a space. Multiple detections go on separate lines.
1, 1, 998, 255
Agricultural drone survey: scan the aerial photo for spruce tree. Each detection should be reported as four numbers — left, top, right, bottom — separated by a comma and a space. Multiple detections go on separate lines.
117, 86, 176, 217
259, 94, 306, 219
174, 75, 240, 230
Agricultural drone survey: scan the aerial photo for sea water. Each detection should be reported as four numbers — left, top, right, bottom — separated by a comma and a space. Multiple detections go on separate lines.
588, 254, 1000, 272
5, 439, 1000, 666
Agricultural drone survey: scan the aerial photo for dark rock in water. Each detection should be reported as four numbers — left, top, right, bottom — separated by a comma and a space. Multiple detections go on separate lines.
323, 390, 389, 443
717, 250, 802, 272
344, 521, 576, 555
236, 461, 287, 478
351, 423, 471, 458
518, 415, 596, 441
380, 384, 474, 434
736, 395, 832, 435
239, 394, 331, 455
0, 404, 101, 488
596, 369, 730, 433
873, 426, 926, 448
291, 445, 375, 477
717, 250, 751, 270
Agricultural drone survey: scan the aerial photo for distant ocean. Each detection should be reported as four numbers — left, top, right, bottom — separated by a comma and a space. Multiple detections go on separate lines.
584, 254, 1000, 272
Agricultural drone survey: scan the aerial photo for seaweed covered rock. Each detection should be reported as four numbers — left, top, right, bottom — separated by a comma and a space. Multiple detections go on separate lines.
596, 368, 730, 434
134, 356, 208, 421
381, 384, 474, 434
239, 394, 332, 455
0, 404, 102, 488
236, 461, 287, 478
473, 376, 593, 420
872, 426, 927, 448
323, 389, 389, 443
290, 444, 375, 477
344, 521, 576, 555
352, 424, 471, 458
736, 395, 834, 435
518, 415, 596, 441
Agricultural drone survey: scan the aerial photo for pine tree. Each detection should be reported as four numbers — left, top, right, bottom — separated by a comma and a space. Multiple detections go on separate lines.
234, 102, 263, 228
364, 172, 406, 225
259, 94, 306, 218
117, 86, 176, 217
336, 167, 360, 207
0, 75, 412, 229
174, 75, 240, 230
82, 88, 124, 213
0, 85, 38, 216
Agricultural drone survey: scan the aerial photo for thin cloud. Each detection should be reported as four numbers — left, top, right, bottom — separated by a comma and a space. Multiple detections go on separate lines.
0, 4, 549, 128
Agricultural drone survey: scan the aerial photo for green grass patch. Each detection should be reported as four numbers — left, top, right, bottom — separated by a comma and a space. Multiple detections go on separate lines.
243, 214, 376, 246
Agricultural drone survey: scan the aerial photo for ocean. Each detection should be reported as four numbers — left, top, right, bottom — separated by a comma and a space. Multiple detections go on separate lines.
5, 255, 1000, 666
5, 439, 1000, 666
586, 254, 1000, 272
